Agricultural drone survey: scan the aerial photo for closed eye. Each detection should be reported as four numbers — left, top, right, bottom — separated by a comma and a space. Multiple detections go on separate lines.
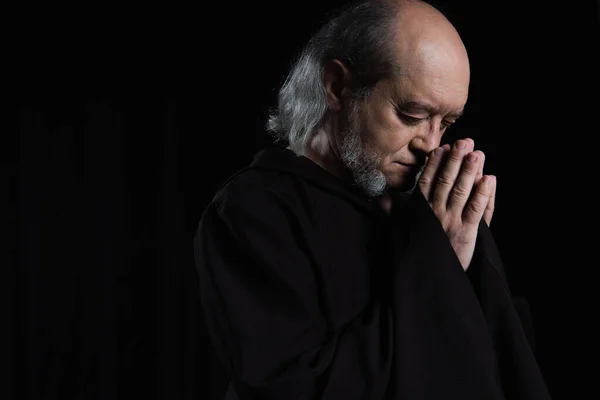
441, 120, 454, 129
398, 110, 456, 132
398, 112, 424, 126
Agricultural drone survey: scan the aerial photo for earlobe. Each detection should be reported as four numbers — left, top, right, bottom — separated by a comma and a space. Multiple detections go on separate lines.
322, 59, 351, 112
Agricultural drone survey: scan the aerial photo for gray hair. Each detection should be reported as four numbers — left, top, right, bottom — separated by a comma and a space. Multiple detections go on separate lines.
266, 0, 402, 155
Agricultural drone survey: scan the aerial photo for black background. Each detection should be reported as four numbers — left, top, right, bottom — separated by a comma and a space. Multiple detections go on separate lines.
7, 1, 599, 399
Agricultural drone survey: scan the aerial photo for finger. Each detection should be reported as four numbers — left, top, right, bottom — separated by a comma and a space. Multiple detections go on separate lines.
463, 137, 475, 153
463, 175, 494, 226
474, 152, 485, 185
483, 175, 496, 226
418, 144, 450, 200
462, 138, 482, 184
447, 150, 484, 212
431, 139, 472, 209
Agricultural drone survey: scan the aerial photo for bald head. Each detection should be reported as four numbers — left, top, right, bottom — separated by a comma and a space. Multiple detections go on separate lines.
391, 0, 470, 86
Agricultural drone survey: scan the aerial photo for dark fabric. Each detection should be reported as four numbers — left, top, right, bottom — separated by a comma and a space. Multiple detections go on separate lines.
193, 146, 551, 399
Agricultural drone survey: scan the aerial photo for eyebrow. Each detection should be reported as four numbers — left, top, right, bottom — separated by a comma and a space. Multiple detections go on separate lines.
401, 101, 464, 119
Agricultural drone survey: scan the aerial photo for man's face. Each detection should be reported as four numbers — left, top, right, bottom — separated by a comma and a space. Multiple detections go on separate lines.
338, 46, 470, 197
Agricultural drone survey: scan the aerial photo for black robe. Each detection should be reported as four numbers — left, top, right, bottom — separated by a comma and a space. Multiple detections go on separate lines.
193, 145, 551, 399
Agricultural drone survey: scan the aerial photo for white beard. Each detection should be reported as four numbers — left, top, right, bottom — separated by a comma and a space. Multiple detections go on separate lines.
338, 104, 422, 198
339, 124, 388, 197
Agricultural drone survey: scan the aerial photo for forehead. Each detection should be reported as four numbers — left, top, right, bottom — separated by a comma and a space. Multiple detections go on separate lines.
387, 63, 470, 114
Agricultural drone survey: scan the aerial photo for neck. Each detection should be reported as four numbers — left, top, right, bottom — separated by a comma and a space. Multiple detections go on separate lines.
289, 119, 396, 214
300, 119, 352, 181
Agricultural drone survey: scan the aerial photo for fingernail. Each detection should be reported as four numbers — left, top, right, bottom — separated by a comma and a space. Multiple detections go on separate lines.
482, 176, 490, 186
456, 141, 467, 149
433, 147, 443, 156
467, 153, 478, 162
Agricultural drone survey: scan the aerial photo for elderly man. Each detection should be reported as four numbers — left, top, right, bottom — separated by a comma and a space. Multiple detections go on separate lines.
194, 0, 551, 398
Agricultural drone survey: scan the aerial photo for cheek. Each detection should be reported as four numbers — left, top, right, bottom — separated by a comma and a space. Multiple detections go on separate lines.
370, 115, 413, 155
356, 102, 413, 156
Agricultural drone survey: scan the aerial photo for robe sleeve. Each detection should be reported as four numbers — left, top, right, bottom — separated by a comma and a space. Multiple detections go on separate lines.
193, 185, 393, 400
387, 188, 550, 399
387, 188, 507, 399
465, 220, 552, 399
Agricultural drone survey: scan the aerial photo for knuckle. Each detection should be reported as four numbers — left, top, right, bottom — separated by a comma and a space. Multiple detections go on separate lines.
451, 185, 471, 198
467, 200, 484, 214
461, 162, 478, 174
437, 174, 454, 186
419, 176, 433, 185
477, 182, 490, 194
448, 152, 464, 162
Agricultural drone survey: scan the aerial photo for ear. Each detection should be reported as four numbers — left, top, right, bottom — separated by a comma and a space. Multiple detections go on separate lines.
322, 59, 352, 112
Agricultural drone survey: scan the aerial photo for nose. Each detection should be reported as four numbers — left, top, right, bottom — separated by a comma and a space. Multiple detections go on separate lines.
409, 122, 443, 161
